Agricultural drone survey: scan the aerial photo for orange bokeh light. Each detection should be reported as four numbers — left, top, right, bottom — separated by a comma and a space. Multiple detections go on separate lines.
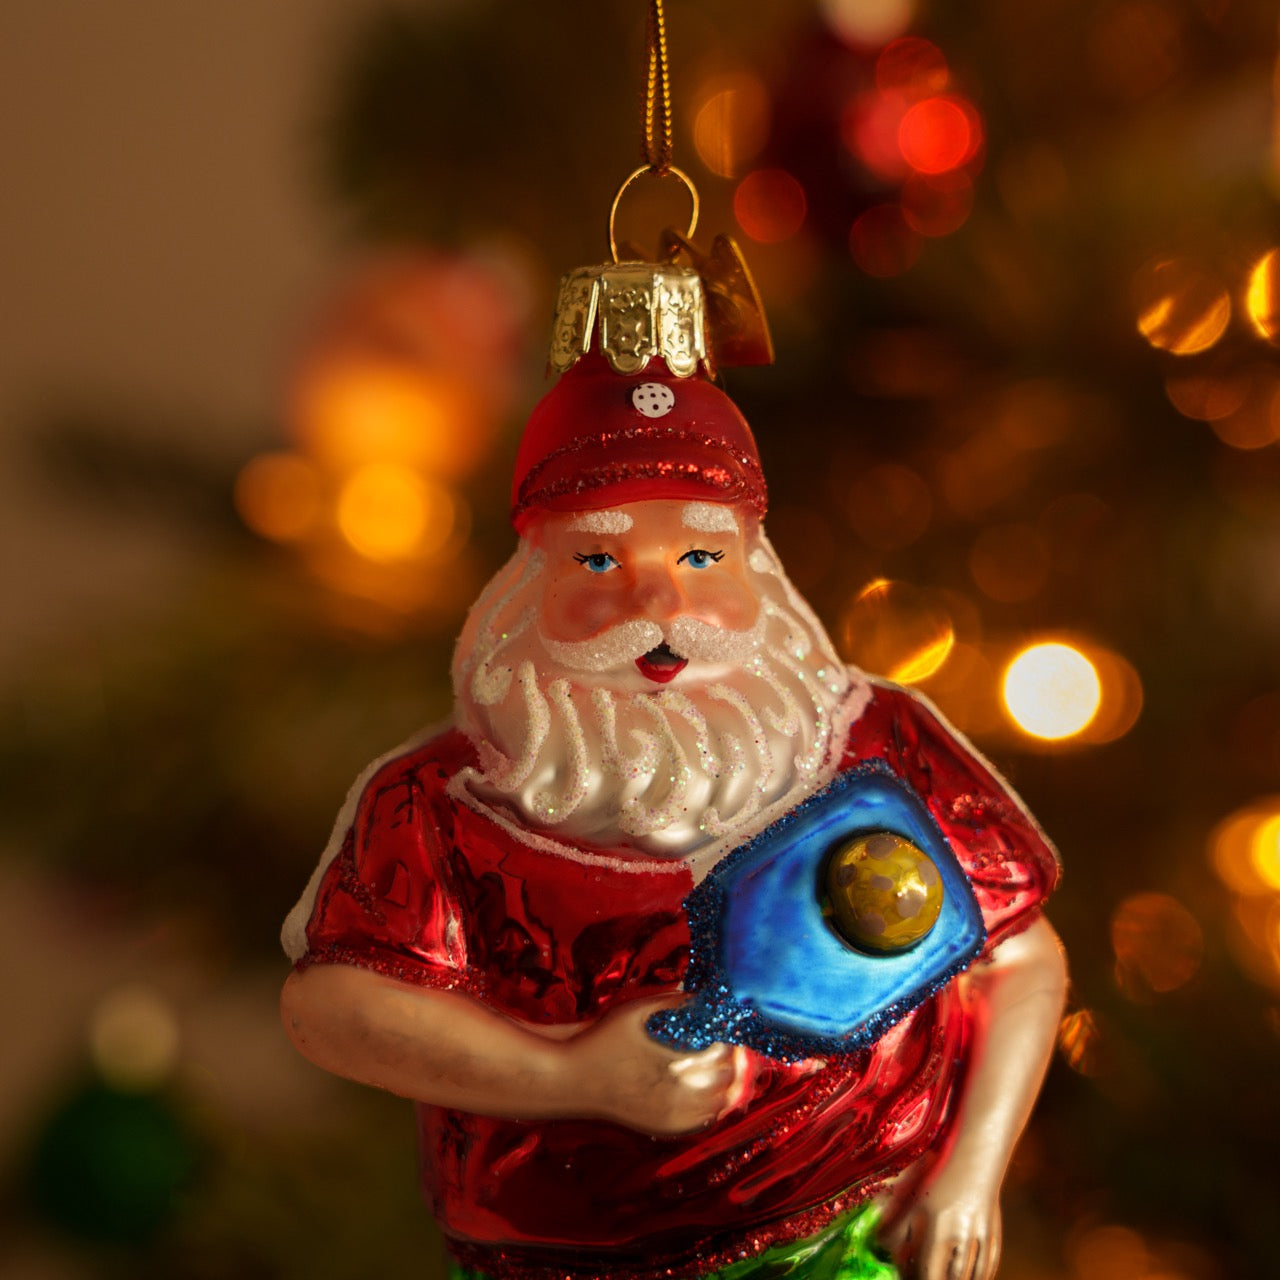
733, 169, 807, 244
1078, 647, 1144, 745
839, 578, 955, 685
336, 463, 455, 563
898, 96, 979, 174
1164, 368, 1252, 421
693, 73, 771, 180
822, 0, 917, 49
1111, 892, 1204, 996
1208, 382, 1280, 450
1070, 1224, 1151, 1280
915, 640, 1000, 737
1057, 1008, 1105, 1076
1210, 798, 1280, 896
1246, 248, 1280, 344
235, 452, 323, 543
294, 357, 483, 481
1135, 258, 1231, 355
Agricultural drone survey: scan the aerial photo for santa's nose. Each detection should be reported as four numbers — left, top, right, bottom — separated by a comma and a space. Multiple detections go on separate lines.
630, 565, 682, 620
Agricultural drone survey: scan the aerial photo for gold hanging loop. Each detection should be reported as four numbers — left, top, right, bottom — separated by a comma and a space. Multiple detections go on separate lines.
608, 164, 699, 263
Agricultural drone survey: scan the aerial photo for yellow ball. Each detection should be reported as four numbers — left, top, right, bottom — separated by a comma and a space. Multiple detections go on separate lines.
825, 832, 944, 954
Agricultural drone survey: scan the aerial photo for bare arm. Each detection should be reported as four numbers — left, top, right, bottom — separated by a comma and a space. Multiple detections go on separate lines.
281, 963, 737, 1135
881, 916, 1068, 1280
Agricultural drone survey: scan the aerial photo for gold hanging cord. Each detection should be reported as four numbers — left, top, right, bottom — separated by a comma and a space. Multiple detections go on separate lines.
643, 0, 674, 174
597, 0, 772, 367
608, 0, 699, 262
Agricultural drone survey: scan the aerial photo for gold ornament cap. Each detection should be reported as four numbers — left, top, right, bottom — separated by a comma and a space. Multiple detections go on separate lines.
549, 261, 709, 379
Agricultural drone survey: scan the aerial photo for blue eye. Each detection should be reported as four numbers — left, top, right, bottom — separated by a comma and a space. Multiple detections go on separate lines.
678, 549, 725, 570
573, 552, 619, 574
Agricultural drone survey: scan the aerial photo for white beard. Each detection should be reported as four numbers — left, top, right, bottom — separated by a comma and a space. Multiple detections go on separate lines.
450, 532, 855, 863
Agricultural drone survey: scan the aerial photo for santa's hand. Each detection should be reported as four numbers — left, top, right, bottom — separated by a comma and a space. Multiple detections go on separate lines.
562, 997, 742, 1136
879, 1180, 1002, 1280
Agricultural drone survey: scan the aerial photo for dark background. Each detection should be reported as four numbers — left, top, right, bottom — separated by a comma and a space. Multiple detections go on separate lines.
2, 2, 1278, 1277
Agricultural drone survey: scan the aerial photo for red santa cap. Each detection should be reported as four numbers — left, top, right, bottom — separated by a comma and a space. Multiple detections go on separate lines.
510, 262, 767, 532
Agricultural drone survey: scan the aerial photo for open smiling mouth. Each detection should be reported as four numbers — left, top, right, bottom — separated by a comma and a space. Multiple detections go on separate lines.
635, 642, 688, 684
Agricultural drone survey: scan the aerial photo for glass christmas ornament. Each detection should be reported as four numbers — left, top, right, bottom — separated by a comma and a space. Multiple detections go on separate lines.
280, 7, 1067, 1278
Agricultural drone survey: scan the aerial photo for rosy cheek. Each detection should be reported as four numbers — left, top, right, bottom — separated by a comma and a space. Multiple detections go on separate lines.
686, 575, 759, 631
541, 579, 625, 642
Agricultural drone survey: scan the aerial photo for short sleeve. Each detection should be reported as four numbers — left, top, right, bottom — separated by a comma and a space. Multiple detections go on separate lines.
290, 732, 474, 990
845, 682, 1061, 951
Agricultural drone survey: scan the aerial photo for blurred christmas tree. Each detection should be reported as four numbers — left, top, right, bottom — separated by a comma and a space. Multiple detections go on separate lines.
4, 1, 1280, 1277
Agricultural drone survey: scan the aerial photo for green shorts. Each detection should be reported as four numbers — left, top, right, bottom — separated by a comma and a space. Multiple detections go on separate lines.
448, 1201, 900, 1280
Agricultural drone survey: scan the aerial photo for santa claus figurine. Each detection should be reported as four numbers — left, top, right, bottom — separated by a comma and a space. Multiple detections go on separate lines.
281, 262, 1066, 1280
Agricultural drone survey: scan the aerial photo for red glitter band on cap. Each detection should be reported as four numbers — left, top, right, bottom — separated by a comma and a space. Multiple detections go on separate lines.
513, 424, 767, 529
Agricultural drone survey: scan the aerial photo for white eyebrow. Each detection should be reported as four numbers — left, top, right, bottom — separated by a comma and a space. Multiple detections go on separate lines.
682, 502, 739, 534
567, 510, 633, 534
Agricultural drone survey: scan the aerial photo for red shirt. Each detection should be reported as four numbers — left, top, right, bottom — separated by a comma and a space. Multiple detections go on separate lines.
298, 682, 1059, 1280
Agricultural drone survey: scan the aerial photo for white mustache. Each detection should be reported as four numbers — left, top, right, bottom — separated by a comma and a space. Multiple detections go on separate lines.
537, 613, 767, 673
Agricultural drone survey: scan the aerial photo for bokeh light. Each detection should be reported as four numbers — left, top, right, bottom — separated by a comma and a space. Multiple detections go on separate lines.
1164, 367, 1252, 421
1069, 1223, 1150, 1280
1111, 892, 1204, 996
1206, 379, 1280, 450
693, 73, 771, 179
875, 37, 949, 95
1002, 642, 1103, 740
295, 359, 479, 480
1135, 258, 1231, 355
1077, 647, 1144, 745
849, 204, 922, 277
336, 463, 454, 562
841, 93, 909, 180
898, 96, 980, 174
1090, 0, 1186, 100
1251, 814, 1280, 889
234, 452, 322, 543
914, 640, 1001, 737
89, 986, 181, 1093
841, 43, 982, 199
890, 631, 956, 684
1057, 1007, 1104, 1076
1227, 894, 1280, 992
249, 249, 528, 605
733, 169, 807, 243
1209, 799, 1280, 896
1245, 248, 1280, 343
839, 579, 955, 684
820, 0, 916, 48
